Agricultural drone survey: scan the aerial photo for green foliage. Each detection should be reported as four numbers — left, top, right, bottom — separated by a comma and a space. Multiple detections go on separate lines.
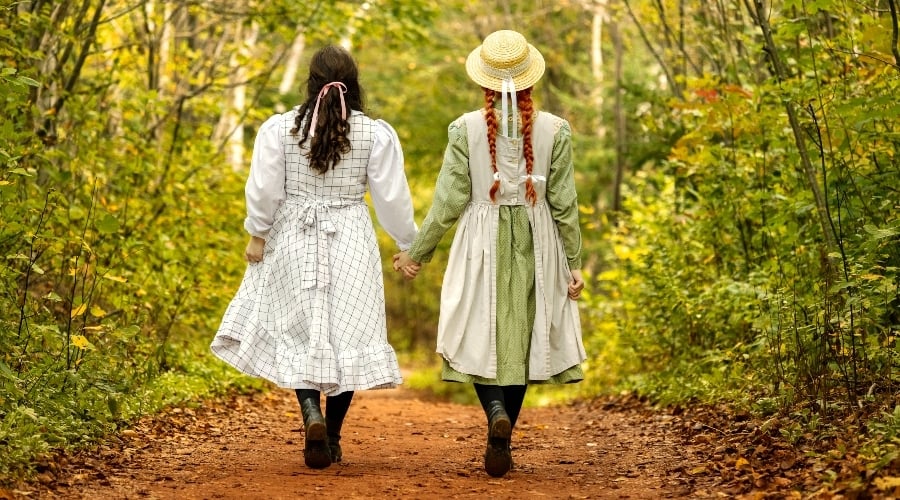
403, 365, 480, 406
592, 0, 900, 418
864, 406, 900, 472
0, 0, 436, 483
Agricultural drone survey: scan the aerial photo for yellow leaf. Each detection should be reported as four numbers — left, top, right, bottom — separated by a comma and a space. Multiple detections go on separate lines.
103, 275, 127, 283
71, 303, 87, 318
71, 335, 89, 349
875, 476, 900, 490
90, 305, 107, 318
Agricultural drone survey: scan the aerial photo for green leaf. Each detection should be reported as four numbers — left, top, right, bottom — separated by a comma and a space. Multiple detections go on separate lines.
107, 395, 120, 419
17, 406, 38, 421
95, 213, 120, 234
69, 206, 86, 220
15, 76, 40, 87
863, 224, 900, 240
0, 359, 18, 381
8, 168, 31, 176
118, 325, 141, 337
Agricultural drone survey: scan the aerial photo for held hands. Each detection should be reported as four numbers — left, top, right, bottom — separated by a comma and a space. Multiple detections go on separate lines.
392, 251, 421, 280
568, 269, 585, 300
245, 236, 266, 263
392, 250, 580, 298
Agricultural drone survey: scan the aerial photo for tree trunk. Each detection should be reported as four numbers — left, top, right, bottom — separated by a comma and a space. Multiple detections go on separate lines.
340, 2, 371, 50
590, 1, 606, 139
157, 2, 174, 95
611, 18, 626, 215
889, 0, 900, 70
747, 0, 839, 256
226, 20, 260, 172
277, 30, 307, 111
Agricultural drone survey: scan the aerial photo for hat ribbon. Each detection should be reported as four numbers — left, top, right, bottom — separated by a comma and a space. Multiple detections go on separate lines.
308, 81, 347, 138
500, 77, 518, 139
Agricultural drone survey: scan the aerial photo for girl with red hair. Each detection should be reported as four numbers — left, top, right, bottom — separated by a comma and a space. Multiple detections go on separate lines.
394, 30, 586, 478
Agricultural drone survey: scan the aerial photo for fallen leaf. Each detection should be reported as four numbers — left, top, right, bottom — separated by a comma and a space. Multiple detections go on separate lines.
874, 476, 900, 490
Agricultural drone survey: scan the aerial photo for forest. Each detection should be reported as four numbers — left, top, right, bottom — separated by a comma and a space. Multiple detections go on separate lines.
1, 0, 898, 495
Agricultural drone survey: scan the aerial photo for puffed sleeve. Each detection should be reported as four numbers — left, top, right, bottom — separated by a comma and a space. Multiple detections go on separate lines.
406, 118, 472, 264
546, 120, 583, 269
243, 115, 286, 239
368, 119, 418, 250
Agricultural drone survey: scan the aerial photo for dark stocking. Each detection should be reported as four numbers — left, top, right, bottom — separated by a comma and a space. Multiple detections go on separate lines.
473, 384, 504, 420
474, 384, 528, 429
325, 391, 354, 435
502, 385, 527, 429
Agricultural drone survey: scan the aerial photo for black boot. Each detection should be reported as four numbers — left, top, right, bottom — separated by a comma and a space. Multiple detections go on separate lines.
296, 391, 331, 469
502, 385, 527, 471
325, 391, 353, 463
327, 435, 342, 463
484, 400, 512, 477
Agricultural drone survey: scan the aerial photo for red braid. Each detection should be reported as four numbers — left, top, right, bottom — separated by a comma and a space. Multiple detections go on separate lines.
484, 88, 500, 202
518, 88, 536, 205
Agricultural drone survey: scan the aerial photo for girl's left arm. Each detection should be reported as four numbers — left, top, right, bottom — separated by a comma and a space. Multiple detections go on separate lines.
546, 120, 583, 271
368, 119, 418, 250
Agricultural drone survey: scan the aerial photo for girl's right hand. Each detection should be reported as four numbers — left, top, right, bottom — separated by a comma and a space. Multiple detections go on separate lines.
568, 269, 585, 300
245, 236, 266, 263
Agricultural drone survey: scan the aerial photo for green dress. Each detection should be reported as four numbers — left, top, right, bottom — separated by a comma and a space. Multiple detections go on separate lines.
407, 111, 584, 386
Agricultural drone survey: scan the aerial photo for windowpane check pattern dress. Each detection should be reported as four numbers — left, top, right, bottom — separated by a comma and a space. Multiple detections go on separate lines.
407, 109, 586, 386
211, 109, 417, 395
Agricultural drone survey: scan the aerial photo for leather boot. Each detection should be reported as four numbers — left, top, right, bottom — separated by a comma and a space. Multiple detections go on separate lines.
327, 435, 342, 463
325, 391, 353, 463
484, 400, 512, 477
326, 419, 343, 463
300, 397, 331, 469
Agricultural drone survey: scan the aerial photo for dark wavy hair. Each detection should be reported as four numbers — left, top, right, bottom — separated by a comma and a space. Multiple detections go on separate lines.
290, 45, 365, 174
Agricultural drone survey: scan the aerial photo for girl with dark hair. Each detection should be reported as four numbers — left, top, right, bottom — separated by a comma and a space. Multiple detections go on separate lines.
211, 45, 417, 470
394, 30, 586, 478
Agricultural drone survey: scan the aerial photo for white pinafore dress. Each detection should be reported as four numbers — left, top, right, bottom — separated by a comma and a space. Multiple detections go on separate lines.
211, 109, 416, 395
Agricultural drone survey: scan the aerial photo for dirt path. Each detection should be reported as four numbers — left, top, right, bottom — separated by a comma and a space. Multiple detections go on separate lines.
26, 387, 721, 499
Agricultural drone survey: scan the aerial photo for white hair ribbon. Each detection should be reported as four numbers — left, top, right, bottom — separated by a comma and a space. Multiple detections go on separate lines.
519, 174, 547, 183
500, 76, 517, 139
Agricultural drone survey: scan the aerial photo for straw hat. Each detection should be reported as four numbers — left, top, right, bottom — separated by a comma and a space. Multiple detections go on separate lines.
465, 30, 545, 91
